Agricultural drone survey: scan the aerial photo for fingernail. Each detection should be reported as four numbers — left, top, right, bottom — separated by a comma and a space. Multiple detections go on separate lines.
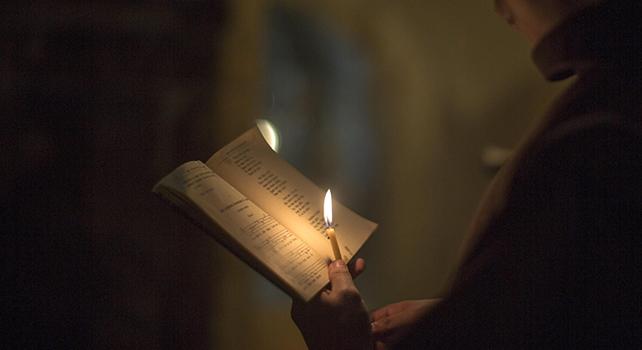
332, 260, 345, 268
370, 322, 377, 333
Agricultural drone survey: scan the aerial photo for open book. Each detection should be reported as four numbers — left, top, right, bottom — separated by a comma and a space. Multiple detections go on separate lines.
153, 127, 377, 301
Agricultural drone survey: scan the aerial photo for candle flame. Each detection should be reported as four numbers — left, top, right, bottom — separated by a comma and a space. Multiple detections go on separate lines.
256, 119, 280, 152
323, 189, 333, 227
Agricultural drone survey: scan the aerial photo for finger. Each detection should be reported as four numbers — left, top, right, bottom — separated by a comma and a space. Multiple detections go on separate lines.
348, 257, 366, 279
370, 306, 390, 322
327, 259, 356, 293
370, 312, 414, 343
371, 315, 394, 337
370, 301, 409, 322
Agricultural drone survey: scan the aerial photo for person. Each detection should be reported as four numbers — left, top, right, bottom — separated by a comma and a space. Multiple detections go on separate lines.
291, 0, 641, 348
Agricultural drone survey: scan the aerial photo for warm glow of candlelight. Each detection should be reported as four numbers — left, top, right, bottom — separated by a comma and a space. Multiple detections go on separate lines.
256, 119, 280, 152
324, 189, 342, 260
323, 189, 333, 227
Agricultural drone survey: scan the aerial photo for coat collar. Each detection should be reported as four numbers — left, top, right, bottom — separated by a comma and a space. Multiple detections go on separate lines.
532, 1, 642, 81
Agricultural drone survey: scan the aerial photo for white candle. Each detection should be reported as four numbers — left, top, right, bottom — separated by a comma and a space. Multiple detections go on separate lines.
324, 189, 342, 261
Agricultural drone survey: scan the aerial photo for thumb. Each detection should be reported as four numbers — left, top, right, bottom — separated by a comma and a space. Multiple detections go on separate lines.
328, 259, 356, 292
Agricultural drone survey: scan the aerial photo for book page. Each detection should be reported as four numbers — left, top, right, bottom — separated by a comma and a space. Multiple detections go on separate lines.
155, 161, 329, 301
206, 128, 377, 261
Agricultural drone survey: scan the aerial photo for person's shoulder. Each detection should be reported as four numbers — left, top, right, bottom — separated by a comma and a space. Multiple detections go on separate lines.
532, 112, 640, 165
514, 112, 641, 190
543, 112, 640, 147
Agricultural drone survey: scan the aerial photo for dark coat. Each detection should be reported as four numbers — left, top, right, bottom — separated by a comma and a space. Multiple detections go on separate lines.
396, 2, 641, 348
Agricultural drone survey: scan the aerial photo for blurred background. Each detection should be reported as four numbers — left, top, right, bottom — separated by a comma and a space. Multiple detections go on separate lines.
3, 0, 568, 349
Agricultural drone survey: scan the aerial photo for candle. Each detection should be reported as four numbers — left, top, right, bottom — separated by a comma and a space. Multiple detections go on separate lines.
324, 189, 342, 261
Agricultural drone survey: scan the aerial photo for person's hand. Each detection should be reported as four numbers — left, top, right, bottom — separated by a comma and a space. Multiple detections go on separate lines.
291, 258, 371, 350
370, 299, 440, 350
